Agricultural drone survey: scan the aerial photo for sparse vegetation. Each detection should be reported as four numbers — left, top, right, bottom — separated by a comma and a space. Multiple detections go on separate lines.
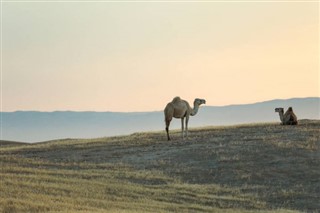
0, 120, 319, 212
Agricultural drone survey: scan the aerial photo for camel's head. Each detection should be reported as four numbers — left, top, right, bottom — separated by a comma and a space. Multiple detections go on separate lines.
194, 98, 206, 106
275, 108, 284, 113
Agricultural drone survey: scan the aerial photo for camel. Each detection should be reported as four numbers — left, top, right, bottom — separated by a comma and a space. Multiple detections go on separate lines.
164, 96, 206, 140
275, 107, 298, 125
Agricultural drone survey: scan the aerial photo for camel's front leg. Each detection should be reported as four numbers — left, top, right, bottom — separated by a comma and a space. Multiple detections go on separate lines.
185, 116, 189, 138
181, 117, 185, 139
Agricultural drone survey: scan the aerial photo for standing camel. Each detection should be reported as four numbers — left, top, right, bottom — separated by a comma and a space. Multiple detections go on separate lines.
275, 107, 298, 125
164, 96, 206, 140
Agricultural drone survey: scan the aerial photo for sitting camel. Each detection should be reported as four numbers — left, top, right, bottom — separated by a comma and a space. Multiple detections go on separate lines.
275, 107, 298, 125
164, 96, 206, 140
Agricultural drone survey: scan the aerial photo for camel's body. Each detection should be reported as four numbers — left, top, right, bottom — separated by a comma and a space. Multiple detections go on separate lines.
275, 107, 298, 125
164, 97, 206, 140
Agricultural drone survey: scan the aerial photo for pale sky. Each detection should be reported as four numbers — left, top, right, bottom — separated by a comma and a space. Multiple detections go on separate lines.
1, 1, 319, 112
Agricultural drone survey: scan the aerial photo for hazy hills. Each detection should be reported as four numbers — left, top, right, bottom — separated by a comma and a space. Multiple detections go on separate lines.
1, 97, 319, 143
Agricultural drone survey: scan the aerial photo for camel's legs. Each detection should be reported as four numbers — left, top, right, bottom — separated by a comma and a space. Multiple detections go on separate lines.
185, 115, 189, 138
181, 117, 185, 138
165, 119, 171, 141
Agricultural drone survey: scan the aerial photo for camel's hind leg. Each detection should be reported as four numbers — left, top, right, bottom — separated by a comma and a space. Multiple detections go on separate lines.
164, 104, 174, 141
165, 119, 172, 141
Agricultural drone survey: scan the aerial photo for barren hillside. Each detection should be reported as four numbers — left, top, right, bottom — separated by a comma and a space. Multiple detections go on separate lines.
1, 120, 319, 212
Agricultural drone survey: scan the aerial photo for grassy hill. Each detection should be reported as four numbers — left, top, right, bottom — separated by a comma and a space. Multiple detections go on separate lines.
0, 120, 319, 212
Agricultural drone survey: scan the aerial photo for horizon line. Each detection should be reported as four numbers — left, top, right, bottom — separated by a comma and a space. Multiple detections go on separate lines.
1, 96, 319, 113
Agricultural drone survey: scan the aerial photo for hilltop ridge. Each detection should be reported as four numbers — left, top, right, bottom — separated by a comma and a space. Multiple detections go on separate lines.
1, 97, 319, 142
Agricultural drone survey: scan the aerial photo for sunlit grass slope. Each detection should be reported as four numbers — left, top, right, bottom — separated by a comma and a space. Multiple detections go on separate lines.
1, 120, 319, 212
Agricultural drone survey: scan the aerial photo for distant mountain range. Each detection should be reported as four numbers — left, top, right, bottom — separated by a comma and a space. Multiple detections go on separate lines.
1, 97, 319, 143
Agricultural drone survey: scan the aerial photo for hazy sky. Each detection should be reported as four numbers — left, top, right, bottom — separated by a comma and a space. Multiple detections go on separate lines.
2, 1, 319, 112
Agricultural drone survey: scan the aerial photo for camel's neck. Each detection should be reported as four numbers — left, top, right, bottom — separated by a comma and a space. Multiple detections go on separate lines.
278, 112, 284, 123
190, 103, 200, 116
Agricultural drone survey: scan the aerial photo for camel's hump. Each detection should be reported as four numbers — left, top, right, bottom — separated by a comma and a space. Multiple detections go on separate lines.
172, 96, 181, 103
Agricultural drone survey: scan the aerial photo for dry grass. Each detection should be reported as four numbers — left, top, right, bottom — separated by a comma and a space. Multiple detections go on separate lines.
0, 120, 319, 212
